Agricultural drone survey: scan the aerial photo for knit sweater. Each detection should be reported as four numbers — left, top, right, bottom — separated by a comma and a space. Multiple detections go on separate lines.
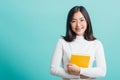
50, 36, 106, 80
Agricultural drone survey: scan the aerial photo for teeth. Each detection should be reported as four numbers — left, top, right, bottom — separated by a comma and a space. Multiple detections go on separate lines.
76, 27, 83, 30
75, 27, 84, 32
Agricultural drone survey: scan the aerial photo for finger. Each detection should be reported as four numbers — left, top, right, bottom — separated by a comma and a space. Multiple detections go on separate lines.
67, 66, 73, 72
67, 63, 72, 67
67, 68, 73, 74
80, 75, 89, 79
67, 65, 72, 70
67, 64, 72, 70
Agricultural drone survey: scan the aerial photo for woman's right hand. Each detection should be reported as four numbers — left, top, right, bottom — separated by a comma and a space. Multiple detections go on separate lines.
80, 74, 89, 79
67, 63, 80, 75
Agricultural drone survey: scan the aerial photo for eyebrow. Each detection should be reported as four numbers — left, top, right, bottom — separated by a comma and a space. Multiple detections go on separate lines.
72, 16, 85, 20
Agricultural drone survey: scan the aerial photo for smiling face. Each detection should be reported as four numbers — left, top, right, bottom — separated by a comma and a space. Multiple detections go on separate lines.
70, 11, 87, 36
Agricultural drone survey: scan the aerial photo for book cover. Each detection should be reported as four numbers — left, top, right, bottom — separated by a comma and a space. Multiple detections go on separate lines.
70, 54, 90, 68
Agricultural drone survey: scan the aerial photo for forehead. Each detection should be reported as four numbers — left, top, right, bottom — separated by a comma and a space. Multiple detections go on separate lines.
73, 11, 84, 19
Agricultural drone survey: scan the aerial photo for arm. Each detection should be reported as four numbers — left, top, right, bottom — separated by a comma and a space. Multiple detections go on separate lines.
67, 40, 106, 78
67, 63, 90, 79
50, 39, 80, 79
80, 41, 107, 78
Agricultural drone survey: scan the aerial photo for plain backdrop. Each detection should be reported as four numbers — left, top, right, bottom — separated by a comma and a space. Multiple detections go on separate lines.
0, 0, 120, 80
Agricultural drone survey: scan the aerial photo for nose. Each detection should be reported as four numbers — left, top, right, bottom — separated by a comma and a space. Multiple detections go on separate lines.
76, 21, 81, 27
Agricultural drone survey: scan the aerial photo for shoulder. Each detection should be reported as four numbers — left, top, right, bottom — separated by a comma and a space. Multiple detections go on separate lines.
56, 38, 68, 44
93, 39, 104, 48
95, 39, 103, 45
86, 39, 103, 47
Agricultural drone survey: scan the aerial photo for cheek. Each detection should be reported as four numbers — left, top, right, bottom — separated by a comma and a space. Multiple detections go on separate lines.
84, 25, 87, 30
83, 23, 87, 29
71, 24, 76, 30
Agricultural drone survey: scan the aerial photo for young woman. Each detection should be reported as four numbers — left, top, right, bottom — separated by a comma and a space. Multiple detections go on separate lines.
50, 6, 106, 80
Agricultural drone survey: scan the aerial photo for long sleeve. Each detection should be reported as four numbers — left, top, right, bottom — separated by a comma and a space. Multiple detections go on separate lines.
50, 39, 80, 79
80, 40, 107, 78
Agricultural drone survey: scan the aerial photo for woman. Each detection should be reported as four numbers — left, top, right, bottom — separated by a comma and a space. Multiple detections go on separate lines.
50, 6, 106, 80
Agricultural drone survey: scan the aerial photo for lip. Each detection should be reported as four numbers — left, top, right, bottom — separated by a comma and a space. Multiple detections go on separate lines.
76, 27, 83, 31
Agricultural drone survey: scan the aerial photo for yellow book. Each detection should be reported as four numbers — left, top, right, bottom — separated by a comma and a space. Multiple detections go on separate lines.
70, 54, 90, 68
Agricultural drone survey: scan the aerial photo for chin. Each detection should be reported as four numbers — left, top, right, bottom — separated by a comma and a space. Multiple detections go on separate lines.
77, 31, 85, 35
76, 33, 83, 36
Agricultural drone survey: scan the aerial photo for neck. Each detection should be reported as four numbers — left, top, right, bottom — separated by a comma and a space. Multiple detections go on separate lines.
76, 35, 84, 39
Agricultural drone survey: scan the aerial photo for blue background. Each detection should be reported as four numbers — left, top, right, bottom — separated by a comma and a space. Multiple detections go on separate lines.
0, 0, 120, 80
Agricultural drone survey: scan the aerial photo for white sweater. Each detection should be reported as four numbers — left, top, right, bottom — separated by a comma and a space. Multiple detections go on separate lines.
50, 36, 106, 80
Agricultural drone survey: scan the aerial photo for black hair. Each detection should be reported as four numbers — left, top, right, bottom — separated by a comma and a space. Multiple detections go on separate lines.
63, 6, 96, 42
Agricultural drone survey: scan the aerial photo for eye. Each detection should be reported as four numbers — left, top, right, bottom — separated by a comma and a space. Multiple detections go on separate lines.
80, 19, 84, 22
71, 20, 76, 23
79, 17, 86, 22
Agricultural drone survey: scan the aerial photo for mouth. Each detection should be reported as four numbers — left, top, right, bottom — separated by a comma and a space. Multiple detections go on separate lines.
76, 27, 84, 31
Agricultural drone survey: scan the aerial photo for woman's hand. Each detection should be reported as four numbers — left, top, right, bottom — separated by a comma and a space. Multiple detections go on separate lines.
80, 74, 89, 79
67, 63, 90, 79
67, 63, 80, 75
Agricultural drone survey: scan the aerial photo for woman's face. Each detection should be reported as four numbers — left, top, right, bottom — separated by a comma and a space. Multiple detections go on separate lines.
70, 11, 87, 36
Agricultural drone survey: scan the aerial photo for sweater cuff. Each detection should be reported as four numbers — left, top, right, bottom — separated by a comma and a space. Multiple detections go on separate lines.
80, 68, 87, 75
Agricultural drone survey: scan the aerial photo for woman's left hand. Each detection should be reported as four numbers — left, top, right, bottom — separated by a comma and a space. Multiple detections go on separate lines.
67, 63, 80, 75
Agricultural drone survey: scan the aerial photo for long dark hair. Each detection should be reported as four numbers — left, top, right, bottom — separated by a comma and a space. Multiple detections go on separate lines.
63, 6, 96, 42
